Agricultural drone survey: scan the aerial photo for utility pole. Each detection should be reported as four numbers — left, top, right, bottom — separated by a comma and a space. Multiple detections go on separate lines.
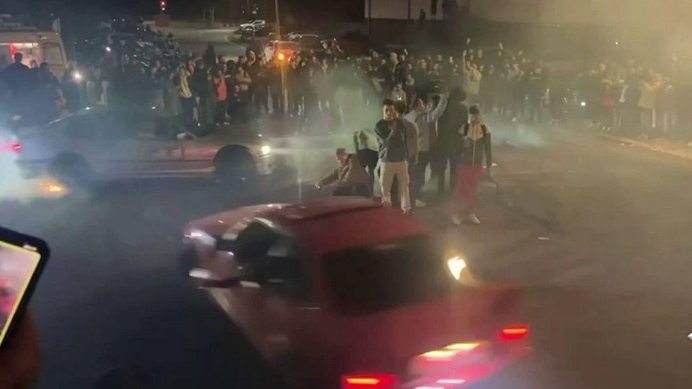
274, 0, 281, 37
368, 0, 372, 36
274, 0, 287, 114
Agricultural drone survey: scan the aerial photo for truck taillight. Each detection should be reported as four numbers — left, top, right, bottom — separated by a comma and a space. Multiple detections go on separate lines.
342, 373, 398, 389
11, 142, 21, 153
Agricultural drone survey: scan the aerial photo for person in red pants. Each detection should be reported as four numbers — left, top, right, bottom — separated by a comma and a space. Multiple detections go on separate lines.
451, 105, 492, 225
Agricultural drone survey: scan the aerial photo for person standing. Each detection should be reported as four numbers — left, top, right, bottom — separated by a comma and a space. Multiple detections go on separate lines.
405, 93, 448, 207
178, 59, 196, 129
191, 60, 212, 126
203, 44, 217, 68
61, 63, 82, 113
375, 99, 412, 214
393, 100, 419, 210
212, 66, 228, 124
435, 87, 468, 200
354, 130, 379, 179
451, 105, 492, 225
639, 74, 660, 139
0, 53, 30, 95
36, 62, 63, 123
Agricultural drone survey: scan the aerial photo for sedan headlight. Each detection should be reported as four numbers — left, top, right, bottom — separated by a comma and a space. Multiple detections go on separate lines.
260, 145, 272, 156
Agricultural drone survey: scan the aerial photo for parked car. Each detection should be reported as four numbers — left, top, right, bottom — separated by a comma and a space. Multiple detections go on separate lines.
325, 32, 370, 56
183, 199, 531, 389
240, 19, 266, 32
264, 40, 299, 61
12, 107, 274, 187
292, 34, 322, 51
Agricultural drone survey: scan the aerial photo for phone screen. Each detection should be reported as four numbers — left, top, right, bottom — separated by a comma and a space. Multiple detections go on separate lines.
0, 239, 43, 349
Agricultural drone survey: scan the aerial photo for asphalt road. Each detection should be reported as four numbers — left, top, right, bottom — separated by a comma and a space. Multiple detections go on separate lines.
2, 118, 692, 389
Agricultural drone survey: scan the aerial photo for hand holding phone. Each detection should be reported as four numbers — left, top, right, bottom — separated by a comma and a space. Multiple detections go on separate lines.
0, 313, 41, 389
0, 227, 49, 352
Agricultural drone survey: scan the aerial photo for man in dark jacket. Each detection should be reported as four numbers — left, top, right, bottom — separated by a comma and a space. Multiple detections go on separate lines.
203, 44, 217, 68
375, 99, 413, 213
191, 60, 212, 125
434, 87, 468, 199
0, 53, 31, 95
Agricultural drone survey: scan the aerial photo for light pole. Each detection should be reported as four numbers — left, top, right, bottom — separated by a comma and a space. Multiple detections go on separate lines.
274, 0, 281, 37
274, 0, 287, 114
368, 0, 372, 36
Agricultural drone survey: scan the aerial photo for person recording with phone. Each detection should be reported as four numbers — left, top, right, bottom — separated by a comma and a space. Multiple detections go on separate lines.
375, 99, 416, 214
0, 314, 41, 389
0, 227, 49, 389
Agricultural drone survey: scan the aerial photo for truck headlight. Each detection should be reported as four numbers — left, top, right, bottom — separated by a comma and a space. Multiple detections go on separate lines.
260, 145, 271, 156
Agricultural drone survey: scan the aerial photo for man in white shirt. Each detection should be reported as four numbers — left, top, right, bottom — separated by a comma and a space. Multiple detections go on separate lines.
405, 93, 448, 207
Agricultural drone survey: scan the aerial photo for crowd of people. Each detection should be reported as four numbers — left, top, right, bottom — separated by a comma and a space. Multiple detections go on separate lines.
4, 24, 692, 223
4, 24, 691, 146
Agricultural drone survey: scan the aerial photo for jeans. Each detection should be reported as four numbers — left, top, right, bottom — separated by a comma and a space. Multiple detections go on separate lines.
180, 96, 196, 130
411, 152, 431, 207
451, 165, 484, 214
380, 161, 410, 212
434, 146, 458, 198
214, 100, 227, 124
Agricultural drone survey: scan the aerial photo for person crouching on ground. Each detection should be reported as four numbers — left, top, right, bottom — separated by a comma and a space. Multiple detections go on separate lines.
317, 148, 371, 197
451, 105, 492, 225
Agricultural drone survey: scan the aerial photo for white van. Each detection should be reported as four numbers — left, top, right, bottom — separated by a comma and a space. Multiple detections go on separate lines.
0, 30, 67, 78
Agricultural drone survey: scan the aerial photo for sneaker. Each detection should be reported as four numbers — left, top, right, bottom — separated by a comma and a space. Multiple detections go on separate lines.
469, 213, 481, 225
451, 214, 462, 226
415, 199, 427, 207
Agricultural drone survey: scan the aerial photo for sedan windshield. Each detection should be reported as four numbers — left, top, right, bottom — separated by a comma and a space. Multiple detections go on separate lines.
325, 236, 456, 315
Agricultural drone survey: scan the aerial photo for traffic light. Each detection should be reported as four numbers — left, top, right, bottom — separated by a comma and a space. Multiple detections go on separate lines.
159, 0, 167, 12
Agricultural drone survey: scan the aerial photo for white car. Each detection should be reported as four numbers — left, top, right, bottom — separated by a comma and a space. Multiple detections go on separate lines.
13, 107, 274, 187
286, 31, 302, 41
239, 20, 265, 31
263, 40, 299, 61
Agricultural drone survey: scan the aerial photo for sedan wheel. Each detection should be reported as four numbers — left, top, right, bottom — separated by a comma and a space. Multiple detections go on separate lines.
214, 148, 257, 189
48, 154, 92, 190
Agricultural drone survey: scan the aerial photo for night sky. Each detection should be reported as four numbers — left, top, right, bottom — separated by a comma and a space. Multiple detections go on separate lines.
1, 0, 366, 21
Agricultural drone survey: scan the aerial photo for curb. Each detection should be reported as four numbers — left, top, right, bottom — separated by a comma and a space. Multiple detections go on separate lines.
599, 134, 692, 162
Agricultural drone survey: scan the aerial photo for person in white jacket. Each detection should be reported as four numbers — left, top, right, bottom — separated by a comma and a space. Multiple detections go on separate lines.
405, 93, 448, 207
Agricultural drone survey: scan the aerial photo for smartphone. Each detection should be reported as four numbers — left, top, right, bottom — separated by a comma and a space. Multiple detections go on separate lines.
0, 226, 49, 351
